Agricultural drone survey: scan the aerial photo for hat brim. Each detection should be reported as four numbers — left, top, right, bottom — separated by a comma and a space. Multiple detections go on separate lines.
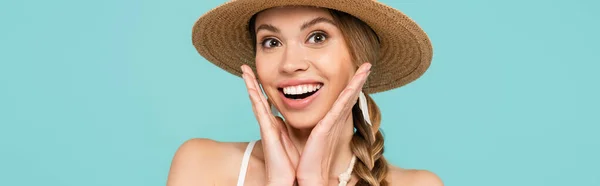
192, 0, 433, 94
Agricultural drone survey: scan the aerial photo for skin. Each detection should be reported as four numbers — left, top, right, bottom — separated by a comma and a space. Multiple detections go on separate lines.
167, 6, 443, 186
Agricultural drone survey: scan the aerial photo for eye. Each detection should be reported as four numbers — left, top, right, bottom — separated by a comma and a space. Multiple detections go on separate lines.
307, 32, 328, 44
261, 38, 282, 48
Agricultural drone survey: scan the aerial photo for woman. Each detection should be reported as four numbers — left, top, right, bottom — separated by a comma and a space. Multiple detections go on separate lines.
168, 1, 442, 186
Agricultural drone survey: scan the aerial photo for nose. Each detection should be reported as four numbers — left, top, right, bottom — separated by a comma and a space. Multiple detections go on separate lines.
280, 42, 310, 74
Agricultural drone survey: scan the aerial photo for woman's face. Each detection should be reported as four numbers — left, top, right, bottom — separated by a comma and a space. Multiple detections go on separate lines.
254, 6, 356, 129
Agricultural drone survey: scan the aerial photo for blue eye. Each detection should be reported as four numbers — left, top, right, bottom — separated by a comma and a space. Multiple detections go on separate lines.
261, 38, 282, 48
307, 32, 327, 44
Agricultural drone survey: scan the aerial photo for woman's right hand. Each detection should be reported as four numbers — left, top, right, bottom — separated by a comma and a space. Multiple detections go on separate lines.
241, 65, 300, 186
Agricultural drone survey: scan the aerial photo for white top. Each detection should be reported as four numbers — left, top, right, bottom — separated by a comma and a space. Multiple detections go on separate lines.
234, 140, 355, 186
236, 140, 257, 186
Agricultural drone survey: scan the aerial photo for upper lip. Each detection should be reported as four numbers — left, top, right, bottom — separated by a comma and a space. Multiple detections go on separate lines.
277, 78, 324, 88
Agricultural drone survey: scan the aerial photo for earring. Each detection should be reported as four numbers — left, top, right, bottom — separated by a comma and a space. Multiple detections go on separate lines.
358, 91, 372, 126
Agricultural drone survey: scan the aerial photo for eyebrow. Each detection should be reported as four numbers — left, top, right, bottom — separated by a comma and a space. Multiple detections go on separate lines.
256, 24, 280, 34
255, 17, 337, 34
300, 17, 337, 30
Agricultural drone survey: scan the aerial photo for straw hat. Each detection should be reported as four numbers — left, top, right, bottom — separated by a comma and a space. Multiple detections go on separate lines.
192, 0, 432, 94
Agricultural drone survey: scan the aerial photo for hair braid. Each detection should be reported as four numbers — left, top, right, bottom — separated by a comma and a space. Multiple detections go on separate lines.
350, 94, 389, 186
327, 8, 389, 186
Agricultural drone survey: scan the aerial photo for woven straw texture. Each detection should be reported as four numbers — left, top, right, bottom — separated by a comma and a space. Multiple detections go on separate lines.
192, 0, 433, 94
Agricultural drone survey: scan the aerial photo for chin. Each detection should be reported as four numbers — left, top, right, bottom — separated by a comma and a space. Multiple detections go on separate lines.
282, 111, 322, 130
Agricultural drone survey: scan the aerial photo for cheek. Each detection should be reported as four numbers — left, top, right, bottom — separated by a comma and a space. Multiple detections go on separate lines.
311, 44, 355, 87
255, 54, 279, 83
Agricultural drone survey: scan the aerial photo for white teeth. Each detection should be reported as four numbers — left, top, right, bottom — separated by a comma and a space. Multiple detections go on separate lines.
283, 84, 322, 95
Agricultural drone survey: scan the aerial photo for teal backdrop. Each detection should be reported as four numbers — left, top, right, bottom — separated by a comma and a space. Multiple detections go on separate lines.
1, 0, 599, 185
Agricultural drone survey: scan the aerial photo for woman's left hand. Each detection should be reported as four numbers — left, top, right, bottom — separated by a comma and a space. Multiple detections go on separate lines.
295, 63, 371, 186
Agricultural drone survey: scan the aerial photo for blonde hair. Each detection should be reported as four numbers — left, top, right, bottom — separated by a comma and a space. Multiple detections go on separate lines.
328, 9, 389, 186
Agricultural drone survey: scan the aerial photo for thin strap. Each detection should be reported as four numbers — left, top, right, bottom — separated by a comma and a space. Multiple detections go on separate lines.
236, 140, 257, 186
338, 155, 357, 186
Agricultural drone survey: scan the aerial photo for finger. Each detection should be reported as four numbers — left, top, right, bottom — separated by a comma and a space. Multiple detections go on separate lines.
276, 116, 300, 168
241, 65, 260, 91
317, 63, 372, 131
281, 132, 299, 168
243, 73, 273, 129
244, 72, 289, 166
336, 63, 372, 108
355, 62, 372, 75
243, 67, 295, 178
242, 65, 271, 114
241, 65, 270, 118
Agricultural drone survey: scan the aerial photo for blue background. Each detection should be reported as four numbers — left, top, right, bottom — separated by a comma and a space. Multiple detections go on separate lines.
1, 0, 599, 185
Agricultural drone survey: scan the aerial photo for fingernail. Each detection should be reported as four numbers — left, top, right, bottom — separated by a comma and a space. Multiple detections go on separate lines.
240, 65, 247, 73
364, 63, 372, 72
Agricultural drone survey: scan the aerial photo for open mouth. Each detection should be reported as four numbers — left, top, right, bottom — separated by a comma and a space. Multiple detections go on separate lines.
278, 83, 323, 100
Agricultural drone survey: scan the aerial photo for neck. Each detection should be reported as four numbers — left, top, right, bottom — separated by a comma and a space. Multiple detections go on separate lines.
286, 113, 356, 180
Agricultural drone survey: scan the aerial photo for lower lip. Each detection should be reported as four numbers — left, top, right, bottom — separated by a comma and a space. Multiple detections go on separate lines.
279, 88, 322, 110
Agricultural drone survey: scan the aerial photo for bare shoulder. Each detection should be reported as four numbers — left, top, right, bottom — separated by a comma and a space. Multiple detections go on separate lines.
386, 165, 444, 186
166, 138, 249, 186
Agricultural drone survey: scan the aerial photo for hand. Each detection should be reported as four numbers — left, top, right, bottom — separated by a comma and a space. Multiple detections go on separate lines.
241, 65, 300, 186
295, 63, 372, 186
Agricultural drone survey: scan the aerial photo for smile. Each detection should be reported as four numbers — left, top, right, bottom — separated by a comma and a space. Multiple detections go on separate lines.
281, 83, 322, 99
277, 82, 324, 110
